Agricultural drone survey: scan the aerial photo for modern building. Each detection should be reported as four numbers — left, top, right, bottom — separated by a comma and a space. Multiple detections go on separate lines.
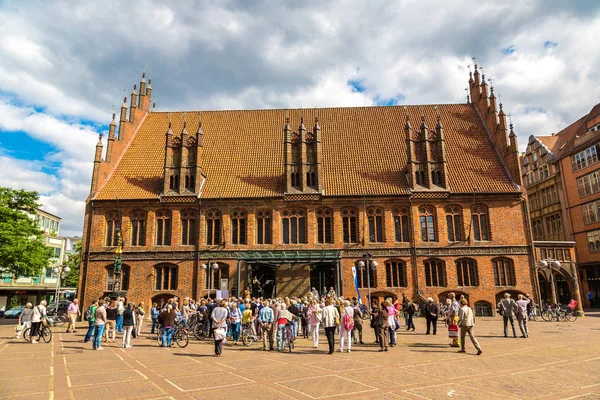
79, 67, 537, 316
0, 210, 77, 309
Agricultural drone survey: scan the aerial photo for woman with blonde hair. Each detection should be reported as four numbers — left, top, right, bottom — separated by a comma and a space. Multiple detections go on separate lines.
339, 300, 354, 352
16, 303, 33, 339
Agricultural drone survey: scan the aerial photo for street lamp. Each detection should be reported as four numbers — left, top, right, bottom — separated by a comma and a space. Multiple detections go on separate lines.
201, 262, 220, 298
356, 253, 378, 311
52, 264, 71, 310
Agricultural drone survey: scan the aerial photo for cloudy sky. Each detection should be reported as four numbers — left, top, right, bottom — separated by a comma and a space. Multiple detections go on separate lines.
1, 0, 599, 236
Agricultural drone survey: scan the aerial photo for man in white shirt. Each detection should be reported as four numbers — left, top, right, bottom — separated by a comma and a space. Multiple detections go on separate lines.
30, 300, 47, 344
116, 297, 125, 333
515, 294, 529, 338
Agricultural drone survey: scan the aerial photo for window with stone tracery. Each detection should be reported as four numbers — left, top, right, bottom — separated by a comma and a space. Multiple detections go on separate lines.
419, 206, 436, 242
471, 204, 489, 241
393, 207, 410, 242
130, 210, 147, 246
316, 208, 333, 244
281, 208, 307, 244
445, 205, 463, 242
206, 209, 222, 246
231, 209, 247, 245
155, 210, 172, 246
367, 207, 385, 242
105, 211, 121, 247
341, 207, 358, 244
256, 210, 272, 245
180, 209, 196, 245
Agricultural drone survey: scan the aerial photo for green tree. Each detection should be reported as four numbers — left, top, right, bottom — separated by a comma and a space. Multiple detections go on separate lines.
61, 241, 82, 288
0, 188, 53, 277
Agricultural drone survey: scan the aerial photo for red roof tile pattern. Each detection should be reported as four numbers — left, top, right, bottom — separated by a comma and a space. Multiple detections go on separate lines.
536, 136, 559, 153
95, 104, 518, 200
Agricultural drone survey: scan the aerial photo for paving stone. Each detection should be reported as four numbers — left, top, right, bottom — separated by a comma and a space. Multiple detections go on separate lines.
66, 359, 135, 376
278, 375, 377, 399
405, 382, 518, 399
70, 380, 166, 400
0, 376, 53, 396
166, 371, 255, 391
188, 383, 297, 400
68, 369, 146, 388
242, 365, 321, 382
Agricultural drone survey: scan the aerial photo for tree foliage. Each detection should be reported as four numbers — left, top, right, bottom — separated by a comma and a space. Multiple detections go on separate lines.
0, 187, 53, 277
61, 241, 82, 288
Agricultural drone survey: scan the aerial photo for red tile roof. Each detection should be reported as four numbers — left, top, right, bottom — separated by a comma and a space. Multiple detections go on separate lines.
94, 104, 519, 200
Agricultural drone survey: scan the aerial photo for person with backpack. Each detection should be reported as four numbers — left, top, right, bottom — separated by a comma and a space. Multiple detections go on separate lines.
339, 300, 354, 353
352, 301, 364, 345
386, 300, 399, 346
83, 299, 98, 343
150, 303, 159, 334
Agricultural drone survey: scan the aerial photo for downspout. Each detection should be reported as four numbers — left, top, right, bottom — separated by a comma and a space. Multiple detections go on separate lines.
408, 190, 419, 297
237, 260, 241, 298
80, 201, 94, 320
520, 194, 541, 306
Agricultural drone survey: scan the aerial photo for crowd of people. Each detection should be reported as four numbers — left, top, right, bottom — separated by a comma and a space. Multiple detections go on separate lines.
14, 288, 540, 357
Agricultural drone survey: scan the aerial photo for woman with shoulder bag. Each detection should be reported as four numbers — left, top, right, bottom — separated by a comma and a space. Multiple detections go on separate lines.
16, 303, 33, 339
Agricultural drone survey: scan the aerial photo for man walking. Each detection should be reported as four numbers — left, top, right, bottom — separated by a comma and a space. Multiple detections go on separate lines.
116, 297, 124, 333
497, 293, 517, 338
66, 299, 80, 333
457, 298, 482, 355
515, 294, 529, 338
425, 297, 438, 335
258, 300, 274, 351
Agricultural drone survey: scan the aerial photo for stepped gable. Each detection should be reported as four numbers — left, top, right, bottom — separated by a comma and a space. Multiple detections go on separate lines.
94, 103, 519, 201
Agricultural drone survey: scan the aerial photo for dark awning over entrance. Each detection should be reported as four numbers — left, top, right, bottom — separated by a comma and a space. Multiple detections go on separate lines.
235, 250, 340, 264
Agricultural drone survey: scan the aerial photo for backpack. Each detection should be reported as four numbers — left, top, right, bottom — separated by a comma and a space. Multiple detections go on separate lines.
343, 310, 354, 331
84, 306, 92, 321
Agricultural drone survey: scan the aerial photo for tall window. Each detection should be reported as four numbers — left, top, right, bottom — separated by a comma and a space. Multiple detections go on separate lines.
281, 208, 307, 244
471, 205, 489, 241
393, 207, 410, 242
493, 258, 515, 286
424, 259, 446, 287
231, 209, 247, 245
545, 213, 562, 237
445, 205, 462, 242
105, 211, 121, 247
341, 207, 358, 244
456, 259, 479, 286
130, 210, 147, 246
180, 209, 197, 245
587, 229, 600, 253
385, 260, 407, 287
419, 206, 436, 242
532, 219, 544, 239
316, 208, 333, 244
367, 207, 384, 242
155, 210, 172, 246
571, 143, 600, 172
206, 264, 229, 290
256, 210, 272, 244
356, 263, 377, 288
206, 209, 222, 246
155, 264, 178, 290
577, 171, 600, 198
291, 139, 301, 188
106, 265, 130, 291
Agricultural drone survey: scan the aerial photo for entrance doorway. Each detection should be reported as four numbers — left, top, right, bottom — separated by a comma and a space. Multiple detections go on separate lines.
249, 264, 276, 299
310, 264, 336, 297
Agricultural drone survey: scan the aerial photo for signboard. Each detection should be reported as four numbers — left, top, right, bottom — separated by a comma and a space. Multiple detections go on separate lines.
220, 278, 228, 291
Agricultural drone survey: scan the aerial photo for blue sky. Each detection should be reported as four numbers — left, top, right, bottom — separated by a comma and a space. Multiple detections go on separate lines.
0, 0, 599, 236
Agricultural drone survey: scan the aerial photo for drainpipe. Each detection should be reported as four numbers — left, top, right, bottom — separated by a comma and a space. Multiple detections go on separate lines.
521, 194, 541, 306
80, 201, 94, 320
408, 191, 419, 298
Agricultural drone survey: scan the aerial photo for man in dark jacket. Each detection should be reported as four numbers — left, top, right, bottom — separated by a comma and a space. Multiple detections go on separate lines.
425, 297, 439, 335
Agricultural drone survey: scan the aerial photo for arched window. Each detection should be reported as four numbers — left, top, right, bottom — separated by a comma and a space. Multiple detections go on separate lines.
206, 209, 222, 246
445, 205, 463, 242
256, 210, 272, 245
368, 207, 385, 243
281, 208, 307, 244
231, 209, 247, 245
169, 174, 180, 191
424, 259, 446, 287
106, 265, 130, 291
341, 207, 358, 244
130, 210, 147, 246
493, 258, 516, 286
471, 205, 489, 241
419, 206, 437, 242
155, 210, 172, 246
393, 207, 409, 242
385, 260, 407, 287
180, 209, 197, 245
155, 264, 177, 290
456, 258, 479, 286
316, 208, 333, 244
105, 211, 121, 247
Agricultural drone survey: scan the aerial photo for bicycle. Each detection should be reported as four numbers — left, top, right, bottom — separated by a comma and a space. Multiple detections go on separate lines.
285, 323, 294, 352
23, 318, 53, 343
48, 312, 67, 327
156, 324, 189, 348
241, 323, 259, 347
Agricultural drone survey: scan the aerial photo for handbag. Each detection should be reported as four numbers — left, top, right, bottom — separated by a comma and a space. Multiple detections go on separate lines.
448, 323, 459, 338
15, 324, 23, 333
214, 328, 226, 341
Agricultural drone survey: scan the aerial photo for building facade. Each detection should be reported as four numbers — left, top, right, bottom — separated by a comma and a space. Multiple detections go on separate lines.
79, 68, 536, 316
0, 210, 76, 310
554, 104, 600, 306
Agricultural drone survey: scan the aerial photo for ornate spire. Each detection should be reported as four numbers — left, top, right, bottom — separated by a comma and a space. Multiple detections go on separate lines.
404, 114, 411, 130
436, 115, 443, 129
299, 116, 306, 132
314, 116, 320, 131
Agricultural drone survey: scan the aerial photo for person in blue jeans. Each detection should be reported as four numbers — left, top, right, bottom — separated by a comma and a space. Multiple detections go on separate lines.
116, 297, 124, 333
150, 303, 159, 334
159, 304, 177, 347
84, 299, 98, 343
93, 300, 107, 350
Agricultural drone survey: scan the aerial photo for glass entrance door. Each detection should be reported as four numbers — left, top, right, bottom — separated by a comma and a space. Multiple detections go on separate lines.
310, 264, 336, 297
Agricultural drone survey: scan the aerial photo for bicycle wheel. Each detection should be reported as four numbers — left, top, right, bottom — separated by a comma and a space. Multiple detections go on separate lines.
193, 325, 206, 340
23, 328, 31, 342
174, 329, 189, 348
41, 327, 52, 343
55, 315, 67, 327
566, 312, 577, 322
540, 311, 552, 322
242, 329, 253, 347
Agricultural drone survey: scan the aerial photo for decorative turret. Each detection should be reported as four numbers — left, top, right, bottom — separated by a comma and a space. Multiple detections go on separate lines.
139, 73, 147, 106
179, 119, 189, 193
162, 122, 176, 195
129, 84, 138, 123
90, 134, 103, 193
106, 113, 117, 163
146, 78, 152, 100
118, 96, 128, 140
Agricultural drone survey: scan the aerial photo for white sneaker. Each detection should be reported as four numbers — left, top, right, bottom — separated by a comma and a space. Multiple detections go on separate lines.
97, 347, 104, 350
348, 349, 351, 353
125, 345, 132, 348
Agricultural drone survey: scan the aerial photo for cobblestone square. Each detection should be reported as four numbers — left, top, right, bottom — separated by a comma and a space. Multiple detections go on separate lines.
0, 313, 599, 400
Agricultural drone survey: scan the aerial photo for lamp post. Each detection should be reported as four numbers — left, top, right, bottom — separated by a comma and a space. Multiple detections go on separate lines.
201, 262, 220, 299
537, 259, 561, 304
52, 264, 71, 308
356, 252, 378, 311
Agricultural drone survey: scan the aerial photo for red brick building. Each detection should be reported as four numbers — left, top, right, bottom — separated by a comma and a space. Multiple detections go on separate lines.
79, 67, 536, 315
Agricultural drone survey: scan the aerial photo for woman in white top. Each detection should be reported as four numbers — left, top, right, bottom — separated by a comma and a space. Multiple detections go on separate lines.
321, 298, 340, 355
308, 299, 322, 348
30, 300, 47, 344
339, 300, 354, 352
